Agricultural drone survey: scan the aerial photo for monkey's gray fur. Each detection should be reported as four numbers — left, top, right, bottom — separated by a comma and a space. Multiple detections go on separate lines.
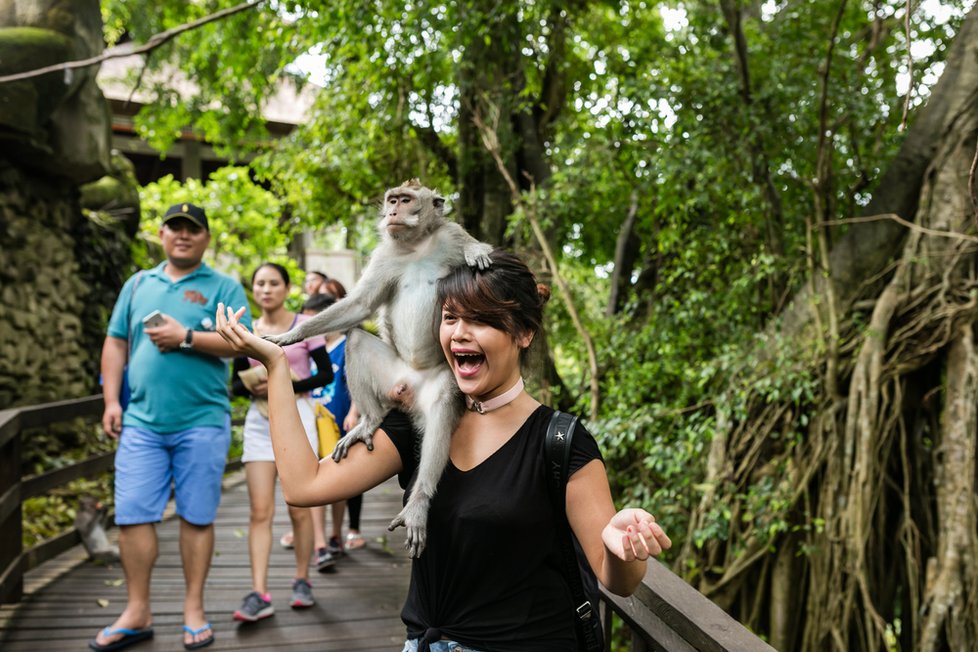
265, 179, 492, 557
74, 496, 120, 562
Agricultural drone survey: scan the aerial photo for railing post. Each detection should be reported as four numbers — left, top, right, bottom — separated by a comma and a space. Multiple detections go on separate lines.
0, 412, 23, 603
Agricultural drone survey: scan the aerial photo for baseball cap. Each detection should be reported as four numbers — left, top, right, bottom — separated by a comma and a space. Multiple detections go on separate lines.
163, 203, 209, 231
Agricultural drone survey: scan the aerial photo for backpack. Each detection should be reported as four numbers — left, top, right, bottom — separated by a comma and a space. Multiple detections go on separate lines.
544, 410, 605, 652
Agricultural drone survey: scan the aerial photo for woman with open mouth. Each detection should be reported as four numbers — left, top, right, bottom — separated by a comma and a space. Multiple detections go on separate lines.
215, 249, 671, 651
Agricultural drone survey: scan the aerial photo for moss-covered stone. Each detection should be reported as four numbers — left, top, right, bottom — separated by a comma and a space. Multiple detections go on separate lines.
0, 161, 135, 411
0, 27, 72, 130
80, 151, 142, 235
0, 1, 111, 183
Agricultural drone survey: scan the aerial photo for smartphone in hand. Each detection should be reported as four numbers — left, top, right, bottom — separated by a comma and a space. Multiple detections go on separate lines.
142, 310, 166, 329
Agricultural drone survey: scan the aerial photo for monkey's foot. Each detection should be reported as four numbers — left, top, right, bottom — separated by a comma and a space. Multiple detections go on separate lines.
330, 423, 375, 461
263, 331, 302, 346
463, 242, 493, 270
388, 498, 430, 558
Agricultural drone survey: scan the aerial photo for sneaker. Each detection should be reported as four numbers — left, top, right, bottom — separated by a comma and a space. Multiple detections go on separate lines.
290, 578, 315, 608
234, 591, 274, 622
316, 547, 337, 573
327, 535, 344, 557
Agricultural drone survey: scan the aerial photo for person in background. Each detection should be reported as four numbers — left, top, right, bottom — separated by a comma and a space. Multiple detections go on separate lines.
214, 249, 671, 651
282, 283, 365, 570
303, 271, 329, 296
229, 263, 333, 622
304, 280, 367, 566
94, 203, 251, 652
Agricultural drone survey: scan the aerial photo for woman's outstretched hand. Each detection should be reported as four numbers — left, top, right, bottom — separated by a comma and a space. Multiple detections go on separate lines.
602, 508, 672, 562
216, 303, 285, 367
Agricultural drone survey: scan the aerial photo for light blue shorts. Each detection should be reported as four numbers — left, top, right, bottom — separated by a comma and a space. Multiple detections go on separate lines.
401, 640, 482, 652
114, 416, 231, 526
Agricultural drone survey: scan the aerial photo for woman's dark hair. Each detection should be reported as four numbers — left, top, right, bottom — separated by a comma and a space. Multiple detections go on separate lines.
302, 293, 336, 313
322, 278, 347, 299
436, 249, 551, 344
252, 262, 290, 286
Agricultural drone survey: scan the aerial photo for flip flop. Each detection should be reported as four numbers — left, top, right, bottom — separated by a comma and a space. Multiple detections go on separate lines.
183, 622, 214, 650
89, 626, 154, 652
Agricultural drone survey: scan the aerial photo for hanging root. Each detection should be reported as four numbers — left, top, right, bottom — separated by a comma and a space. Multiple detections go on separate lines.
917, 323, 978, 651
680, 234, 978, 650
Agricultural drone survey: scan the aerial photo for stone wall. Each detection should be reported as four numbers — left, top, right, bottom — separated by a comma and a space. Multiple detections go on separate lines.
0, 0, 137, 410
0, 161, 134, 409
0, 163, 83, 406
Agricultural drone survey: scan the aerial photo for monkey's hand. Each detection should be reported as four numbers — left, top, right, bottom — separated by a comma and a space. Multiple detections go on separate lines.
331, 421, 376, 461
388, 497, 430, 558
463, 242, 493, 270
263, 329, 304, 346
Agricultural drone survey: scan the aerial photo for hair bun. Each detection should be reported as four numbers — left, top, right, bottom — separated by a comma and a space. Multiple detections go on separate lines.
536, 283, 551, 305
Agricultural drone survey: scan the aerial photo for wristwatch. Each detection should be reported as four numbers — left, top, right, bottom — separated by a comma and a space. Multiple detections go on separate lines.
179, 329, 194, 350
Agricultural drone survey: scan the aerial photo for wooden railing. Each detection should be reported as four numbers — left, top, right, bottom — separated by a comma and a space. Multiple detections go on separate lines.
0, 396, 774, 650
0, 394, 245, 605
0, 395, 109, 604
600, 560, 776, 651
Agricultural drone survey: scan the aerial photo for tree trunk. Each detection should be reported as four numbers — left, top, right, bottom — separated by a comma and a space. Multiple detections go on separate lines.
682, 6, 978, 650
455, 2, 519, 245
778, 7, 978, 338
607, 189, 641, 316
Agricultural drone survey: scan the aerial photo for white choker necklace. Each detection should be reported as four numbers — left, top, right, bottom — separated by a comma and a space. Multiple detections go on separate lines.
466, 377, 525, 414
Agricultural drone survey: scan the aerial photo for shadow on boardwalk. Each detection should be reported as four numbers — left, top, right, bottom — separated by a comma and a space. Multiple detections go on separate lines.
0, 474, 412, 651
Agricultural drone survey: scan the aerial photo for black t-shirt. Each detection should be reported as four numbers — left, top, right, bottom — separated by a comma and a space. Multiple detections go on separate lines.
381, 405, 603, 651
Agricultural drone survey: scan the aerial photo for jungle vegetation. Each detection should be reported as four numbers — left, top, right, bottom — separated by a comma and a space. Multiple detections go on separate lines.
95, 1, 978, 649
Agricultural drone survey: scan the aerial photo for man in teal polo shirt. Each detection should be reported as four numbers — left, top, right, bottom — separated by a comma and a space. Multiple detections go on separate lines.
93, 203, 252, 652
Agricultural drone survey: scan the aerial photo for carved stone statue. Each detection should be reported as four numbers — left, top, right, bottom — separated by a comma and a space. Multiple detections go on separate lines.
0, 0, 112, 184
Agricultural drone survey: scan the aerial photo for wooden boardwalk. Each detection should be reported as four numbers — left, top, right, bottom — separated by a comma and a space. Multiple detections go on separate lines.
0, 473, 413, 651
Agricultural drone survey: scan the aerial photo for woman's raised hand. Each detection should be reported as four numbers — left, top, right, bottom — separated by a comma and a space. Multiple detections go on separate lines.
602, 508, 672, 562
216, 303, 285, 367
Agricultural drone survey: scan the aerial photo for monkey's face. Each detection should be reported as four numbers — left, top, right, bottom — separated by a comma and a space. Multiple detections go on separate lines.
439, 310, 531, 401
382, 189, 421, 238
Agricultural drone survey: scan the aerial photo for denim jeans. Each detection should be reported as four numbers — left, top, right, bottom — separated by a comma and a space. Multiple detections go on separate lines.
401, 639, 482, 652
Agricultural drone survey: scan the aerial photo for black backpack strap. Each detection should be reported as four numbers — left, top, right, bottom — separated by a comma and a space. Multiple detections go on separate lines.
545, 410, 602, 652
545, 410, 577, 508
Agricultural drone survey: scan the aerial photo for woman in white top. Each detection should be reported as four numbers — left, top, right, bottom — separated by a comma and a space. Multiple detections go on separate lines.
228, 263, 332, 622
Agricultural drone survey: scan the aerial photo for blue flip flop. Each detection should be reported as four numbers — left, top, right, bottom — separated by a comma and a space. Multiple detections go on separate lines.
88, 626, 154, 652
183, 622, 215, 650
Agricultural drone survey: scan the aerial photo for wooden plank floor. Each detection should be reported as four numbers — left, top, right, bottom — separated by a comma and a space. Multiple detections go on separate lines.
0, 473, 413, 651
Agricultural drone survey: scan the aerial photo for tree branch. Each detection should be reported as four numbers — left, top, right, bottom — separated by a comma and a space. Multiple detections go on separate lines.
970, 135, 978, 228
821, 213, 978, 246
534, 10, 570, 133
0, 0, 264, 84
718, 0, 786, 276
472, 104, 601, 421
812, 0, 849, 400
899, 0, 914, 131
607, 188, 641, 317
414, 124, 458, 180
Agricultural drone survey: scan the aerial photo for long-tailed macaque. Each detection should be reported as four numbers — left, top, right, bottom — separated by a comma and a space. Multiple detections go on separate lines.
74, 496, 120, 562
266, 179, 492, 556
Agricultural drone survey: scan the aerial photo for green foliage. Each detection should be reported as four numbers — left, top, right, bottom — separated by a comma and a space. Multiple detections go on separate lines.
22, 475, 114, 549
135, 167, 309, 310
20, 420, 115, 548
101, 0, 970, 570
